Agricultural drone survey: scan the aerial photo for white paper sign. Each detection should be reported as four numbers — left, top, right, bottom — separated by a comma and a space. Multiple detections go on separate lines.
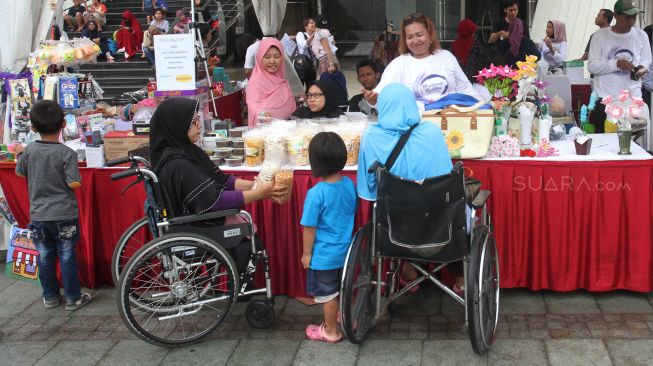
281, 33, 297, 57
154, 34, 196, 91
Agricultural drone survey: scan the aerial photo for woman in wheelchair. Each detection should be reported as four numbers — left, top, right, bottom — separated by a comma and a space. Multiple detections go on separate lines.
357, 83, 465, 294
150, 97, 284, 271
150, 97, 283, 216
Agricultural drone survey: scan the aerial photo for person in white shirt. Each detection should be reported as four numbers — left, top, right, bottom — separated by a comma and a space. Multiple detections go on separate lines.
588, 0, 651, 133
308, 15, 339, 75
244, 39, 261, 79
539, 20, 567, 73
363, 12, 479, 112
296, 18, 317, 59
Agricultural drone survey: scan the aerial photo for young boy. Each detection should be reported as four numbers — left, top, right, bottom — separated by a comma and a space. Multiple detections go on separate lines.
348, 59, 381, 116
301, 132, 357, 343
14, 100, 92, 311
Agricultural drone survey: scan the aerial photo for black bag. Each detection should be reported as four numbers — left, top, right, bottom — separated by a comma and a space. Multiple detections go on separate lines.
293, 33, 316, 84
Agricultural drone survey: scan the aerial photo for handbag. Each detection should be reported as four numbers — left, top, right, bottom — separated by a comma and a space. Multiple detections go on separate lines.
422, 100, 494, 159
5, 225, 39, 283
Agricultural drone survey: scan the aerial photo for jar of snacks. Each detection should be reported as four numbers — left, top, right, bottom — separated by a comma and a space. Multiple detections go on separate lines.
264, 131, 289, 165
272, 166, 294, 204
243, 130, 265, 167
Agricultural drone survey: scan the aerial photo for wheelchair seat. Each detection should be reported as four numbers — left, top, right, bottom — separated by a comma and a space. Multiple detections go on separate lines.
375, 164, 468, 262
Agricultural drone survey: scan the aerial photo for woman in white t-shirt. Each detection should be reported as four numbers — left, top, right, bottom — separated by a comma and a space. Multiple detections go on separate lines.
538, 20, 567, 74
365, 13, 479, 111
306, 16, 339, 75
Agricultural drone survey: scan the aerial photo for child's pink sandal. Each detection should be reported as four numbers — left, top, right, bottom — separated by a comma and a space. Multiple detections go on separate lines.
306, 323, 343, 343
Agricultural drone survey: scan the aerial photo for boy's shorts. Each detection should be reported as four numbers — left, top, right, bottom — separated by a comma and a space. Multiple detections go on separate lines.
307, 268, 342, 304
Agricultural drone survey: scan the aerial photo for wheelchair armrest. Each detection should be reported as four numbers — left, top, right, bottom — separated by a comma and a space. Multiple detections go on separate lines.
167, 209, 240, 225
452, 161, 464, 174
471, 190, 491, 210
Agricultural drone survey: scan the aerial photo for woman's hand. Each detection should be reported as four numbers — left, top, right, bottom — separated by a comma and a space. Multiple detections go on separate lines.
327, 63, 337, 74
544, 37, 553, 50
362, 88, 378, 105
253, 179, 275, 199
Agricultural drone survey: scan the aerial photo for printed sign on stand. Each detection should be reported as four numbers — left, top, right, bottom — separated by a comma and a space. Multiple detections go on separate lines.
154, 33, 196, 91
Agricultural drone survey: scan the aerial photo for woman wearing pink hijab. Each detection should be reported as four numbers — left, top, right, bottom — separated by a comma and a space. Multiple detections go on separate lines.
246, 38, 296, 126
539, 20, 567, 73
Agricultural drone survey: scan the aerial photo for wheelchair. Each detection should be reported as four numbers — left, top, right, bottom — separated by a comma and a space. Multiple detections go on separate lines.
339, 162, 500, 355
108, 155, 275, 347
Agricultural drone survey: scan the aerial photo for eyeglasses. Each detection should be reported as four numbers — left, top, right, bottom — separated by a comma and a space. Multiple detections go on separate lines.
306, 93, 324, 99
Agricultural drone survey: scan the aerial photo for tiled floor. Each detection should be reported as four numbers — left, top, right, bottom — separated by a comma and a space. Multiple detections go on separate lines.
1, 262, 652, 365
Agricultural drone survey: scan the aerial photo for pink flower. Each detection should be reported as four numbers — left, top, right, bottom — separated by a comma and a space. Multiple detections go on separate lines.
601, 95, 613, 105
617, 93, 628, 102
629, 106, 641, 117
619, 89, 631, 98
631, 96, 644, 107
609, 105, 624, 119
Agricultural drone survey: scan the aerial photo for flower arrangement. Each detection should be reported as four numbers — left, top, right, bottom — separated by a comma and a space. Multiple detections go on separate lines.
487, 135, 520, 158
600, 89, 645, 130
474, 64, 517, 110
513, 55, 550, 116
536, 138, 559, 157
579, 92, 598, 134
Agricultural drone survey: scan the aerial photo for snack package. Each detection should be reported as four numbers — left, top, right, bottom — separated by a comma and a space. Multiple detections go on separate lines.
287, 125, 319, 166
264, 129, 289, 165
243, 129, 265, 167
272, 167, 294, 204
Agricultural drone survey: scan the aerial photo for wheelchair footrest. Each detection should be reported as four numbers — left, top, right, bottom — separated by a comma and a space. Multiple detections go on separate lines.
471, 190, 491, 209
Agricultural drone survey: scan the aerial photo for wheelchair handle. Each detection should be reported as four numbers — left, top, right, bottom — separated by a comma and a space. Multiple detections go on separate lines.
106, 156, 131, 167
111, 169, 139, 181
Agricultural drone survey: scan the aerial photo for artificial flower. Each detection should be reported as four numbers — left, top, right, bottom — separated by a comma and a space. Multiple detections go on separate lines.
608, 105, 624, 119
601, 95, 613, 105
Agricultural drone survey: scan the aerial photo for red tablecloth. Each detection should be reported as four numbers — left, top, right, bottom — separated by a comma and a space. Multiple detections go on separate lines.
1, 159, 652, 294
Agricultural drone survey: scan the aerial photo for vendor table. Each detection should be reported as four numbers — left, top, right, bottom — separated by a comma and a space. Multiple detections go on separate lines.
1, 134, 652, 295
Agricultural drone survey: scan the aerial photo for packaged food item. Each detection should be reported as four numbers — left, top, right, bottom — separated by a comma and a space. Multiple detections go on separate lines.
264, 130, 288, 164
287, 126, 317, 166
258, 161, 280, 183
243, 130, 264, 167
340, 132, 361, 166
272, 167, 294, 204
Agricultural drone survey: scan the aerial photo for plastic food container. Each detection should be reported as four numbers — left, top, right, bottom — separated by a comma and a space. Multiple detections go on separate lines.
232, 138, 245, 148
225, 156, 243, 167
214, 147, 233, 158
210, 157, 225, 166
229, 127, 248, 138
232, 147, 245, 156
215, 139, 232, 148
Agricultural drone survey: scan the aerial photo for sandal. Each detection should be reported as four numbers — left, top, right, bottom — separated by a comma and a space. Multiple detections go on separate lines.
452, 283, 464, 297
306, 323, 342, 343
399, 277, 420, 293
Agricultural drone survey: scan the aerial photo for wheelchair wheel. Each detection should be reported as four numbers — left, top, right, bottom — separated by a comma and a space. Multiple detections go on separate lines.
245, 300, 275, 329
112, 217, 153, 286
341, 223, 376, 343
467, 226, 500, 355
117, 233, 238, 347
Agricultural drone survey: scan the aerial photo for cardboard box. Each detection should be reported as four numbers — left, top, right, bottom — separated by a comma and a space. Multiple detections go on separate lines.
86, 145, 105, 167
103, 131, 149, 161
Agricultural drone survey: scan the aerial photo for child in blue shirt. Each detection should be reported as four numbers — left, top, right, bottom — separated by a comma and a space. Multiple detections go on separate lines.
301, 132, 357, 343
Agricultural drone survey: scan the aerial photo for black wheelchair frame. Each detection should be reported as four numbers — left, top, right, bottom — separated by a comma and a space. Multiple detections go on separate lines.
339, 162, 500, 355
108, 155, 275, 347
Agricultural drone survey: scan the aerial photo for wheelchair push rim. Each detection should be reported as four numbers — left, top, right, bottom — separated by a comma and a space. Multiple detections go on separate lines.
112, 217, 153, 287
117, 233, 239, 347
466, 226, 500, 355
340, 223, 376, 344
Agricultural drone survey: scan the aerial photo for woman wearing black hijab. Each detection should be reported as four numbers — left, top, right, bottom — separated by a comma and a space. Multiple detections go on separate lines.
82, 19, 113, 61
292, 80, 343, 119
150, 97, 278, 218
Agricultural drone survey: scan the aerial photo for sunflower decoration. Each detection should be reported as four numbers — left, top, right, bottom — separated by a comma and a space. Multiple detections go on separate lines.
445, 130, 465, 158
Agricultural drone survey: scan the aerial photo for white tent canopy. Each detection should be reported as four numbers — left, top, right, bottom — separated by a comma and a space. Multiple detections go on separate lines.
0, 0, 62, 73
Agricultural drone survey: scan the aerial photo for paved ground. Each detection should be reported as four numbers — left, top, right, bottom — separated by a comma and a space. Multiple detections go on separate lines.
1, 262, 653, 366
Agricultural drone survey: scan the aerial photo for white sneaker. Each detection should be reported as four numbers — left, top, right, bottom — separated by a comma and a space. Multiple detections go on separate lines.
117, 47, 125, 53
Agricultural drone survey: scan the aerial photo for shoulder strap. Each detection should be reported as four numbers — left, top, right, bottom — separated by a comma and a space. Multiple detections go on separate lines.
385, 124, 418, 171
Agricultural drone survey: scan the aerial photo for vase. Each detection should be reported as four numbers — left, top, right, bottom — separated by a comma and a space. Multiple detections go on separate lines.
538, 115, 552, 144
617, 129, 632, 155
518, 104, 535, 149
